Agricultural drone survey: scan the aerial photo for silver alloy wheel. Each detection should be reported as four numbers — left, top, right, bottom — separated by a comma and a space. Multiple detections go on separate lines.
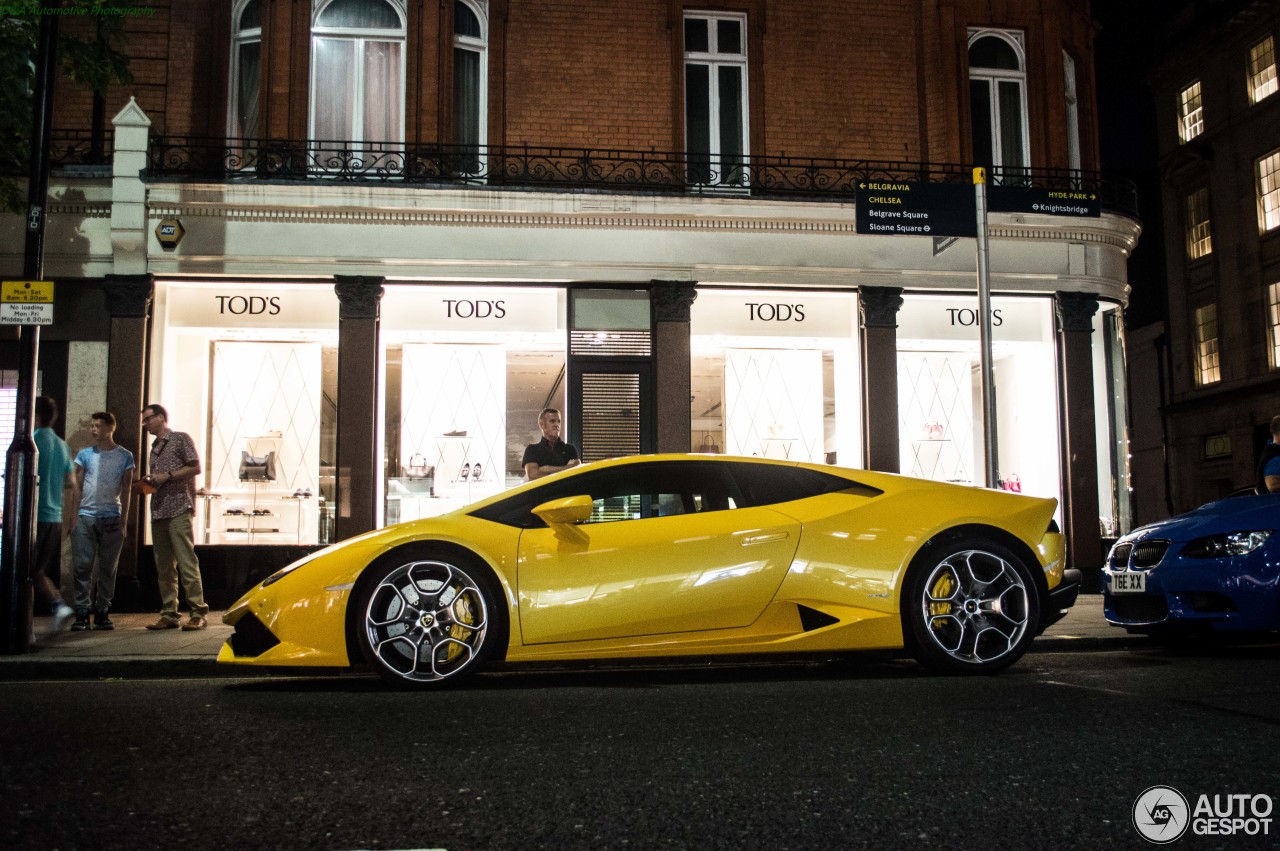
918, 548, 1030, 665
363, 559, 489, 683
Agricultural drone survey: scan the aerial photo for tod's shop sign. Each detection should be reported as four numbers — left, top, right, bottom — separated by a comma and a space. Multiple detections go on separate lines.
693, 291, 854, 338
897, 297, 1049, 343
166, 285, 339, 329
382, 287, 559, 333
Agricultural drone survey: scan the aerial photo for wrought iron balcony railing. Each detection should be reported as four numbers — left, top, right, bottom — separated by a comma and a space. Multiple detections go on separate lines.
0, 130, 114, 177
141, 137, 1138, 217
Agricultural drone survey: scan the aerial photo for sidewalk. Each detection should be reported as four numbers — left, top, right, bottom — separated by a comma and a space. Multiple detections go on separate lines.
0, 593, 1138, 681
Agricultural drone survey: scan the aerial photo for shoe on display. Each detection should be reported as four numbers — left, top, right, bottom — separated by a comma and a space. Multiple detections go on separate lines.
70, 610, 91, 632
182, 615, 207, 631
145, 617, 180, 630
47, 603, 75, 638
93, 611, 114, 631
471, 463, 482, 481
459, 464, 471, 481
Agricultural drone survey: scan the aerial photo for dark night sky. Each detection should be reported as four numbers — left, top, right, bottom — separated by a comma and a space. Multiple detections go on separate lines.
1091, 0, 1167, 329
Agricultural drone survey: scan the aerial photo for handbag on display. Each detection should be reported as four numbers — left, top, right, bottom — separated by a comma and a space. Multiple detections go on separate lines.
404, 453, 433, 479
239, 450, 277, 482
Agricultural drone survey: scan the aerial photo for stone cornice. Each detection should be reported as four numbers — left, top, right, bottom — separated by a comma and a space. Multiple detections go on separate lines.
138, 200, 1140, 250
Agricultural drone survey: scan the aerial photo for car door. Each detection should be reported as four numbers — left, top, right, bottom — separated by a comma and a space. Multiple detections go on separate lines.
516, 461, 801, 644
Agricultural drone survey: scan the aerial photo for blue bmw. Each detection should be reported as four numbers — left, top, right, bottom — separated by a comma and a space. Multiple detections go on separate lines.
1103, 493, 1280, 635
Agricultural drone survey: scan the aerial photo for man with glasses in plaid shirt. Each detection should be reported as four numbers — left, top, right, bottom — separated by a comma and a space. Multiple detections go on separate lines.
140, 403, 210, 630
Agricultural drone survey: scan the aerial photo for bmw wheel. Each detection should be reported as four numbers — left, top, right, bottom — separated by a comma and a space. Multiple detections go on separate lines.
355, 551, 502, 686
905, 538, 1040, 673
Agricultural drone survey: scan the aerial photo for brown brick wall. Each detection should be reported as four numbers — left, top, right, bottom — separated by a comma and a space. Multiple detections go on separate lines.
44, 0, 1098, 170
503, 0, 676, 150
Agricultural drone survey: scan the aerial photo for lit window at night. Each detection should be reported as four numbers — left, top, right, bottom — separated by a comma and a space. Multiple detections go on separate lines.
1178, 81, 1203, 143
1257, 149, 1280, 231
1185, 187, 1212, 259
1194, 303, 1221, 386
1269, 283, 1280, 369
1249, 36, 1277, 104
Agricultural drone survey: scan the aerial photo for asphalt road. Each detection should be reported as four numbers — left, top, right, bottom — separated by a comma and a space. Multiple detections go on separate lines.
3, 646, 1279, 851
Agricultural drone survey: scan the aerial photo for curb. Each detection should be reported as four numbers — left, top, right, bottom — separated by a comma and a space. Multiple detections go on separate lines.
0, 656, 260, 682
0, 634, 1148, 681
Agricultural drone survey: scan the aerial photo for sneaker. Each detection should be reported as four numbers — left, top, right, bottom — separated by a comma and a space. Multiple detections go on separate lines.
70, 610, 91, 632
181, 614, 207, 631
145, 616, 180, 630
46, 603, 75, 638
94, 611, 114, 631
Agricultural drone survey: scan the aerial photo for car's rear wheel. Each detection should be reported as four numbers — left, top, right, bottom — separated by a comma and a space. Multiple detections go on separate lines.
355, 551, 502, 687
904, 538, 1040, 673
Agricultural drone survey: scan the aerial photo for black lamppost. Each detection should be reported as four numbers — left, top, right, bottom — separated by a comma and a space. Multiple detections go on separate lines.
0, 12, 59, 654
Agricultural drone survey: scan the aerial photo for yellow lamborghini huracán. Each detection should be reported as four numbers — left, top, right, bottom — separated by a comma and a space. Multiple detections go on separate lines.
220, 455, 1079, 686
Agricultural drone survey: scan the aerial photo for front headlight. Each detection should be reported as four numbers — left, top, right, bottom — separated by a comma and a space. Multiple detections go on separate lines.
1181, 530, 1271, 559
261, 549, 328, 587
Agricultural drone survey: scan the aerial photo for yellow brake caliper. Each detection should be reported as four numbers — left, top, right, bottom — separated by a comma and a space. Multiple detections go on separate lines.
928, 573, 955, 630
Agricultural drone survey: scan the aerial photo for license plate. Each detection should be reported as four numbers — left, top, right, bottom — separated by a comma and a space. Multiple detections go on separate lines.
1110, 571, 1146, 594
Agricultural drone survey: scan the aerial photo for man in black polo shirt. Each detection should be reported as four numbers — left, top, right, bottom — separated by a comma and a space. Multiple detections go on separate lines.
522, 408, 580, 480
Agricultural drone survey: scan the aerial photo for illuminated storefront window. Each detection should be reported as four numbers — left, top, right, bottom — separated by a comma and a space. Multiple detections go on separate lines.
148, 281, 340, 546
895, 295, 1061, 508
690, 289, 861, 465
1094, 304, 1131, 538
379, 285, 567, 525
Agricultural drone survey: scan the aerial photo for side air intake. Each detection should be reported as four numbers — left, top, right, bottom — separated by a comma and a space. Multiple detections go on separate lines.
797, 605, 840, 632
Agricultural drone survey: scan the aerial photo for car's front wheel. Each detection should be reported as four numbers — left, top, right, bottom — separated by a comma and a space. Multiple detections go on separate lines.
354, 550, 502, 687
904, 538, 1040, 674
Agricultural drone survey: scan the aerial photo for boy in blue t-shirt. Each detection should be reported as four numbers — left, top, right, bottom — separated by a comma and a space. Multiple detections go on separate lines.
71, 412, 135, 631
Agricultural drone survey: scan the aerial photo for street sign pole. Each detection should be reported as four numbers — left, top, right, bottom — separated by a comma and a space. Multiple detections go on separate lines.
973, 167, 999, 489
1, 14, 58, 655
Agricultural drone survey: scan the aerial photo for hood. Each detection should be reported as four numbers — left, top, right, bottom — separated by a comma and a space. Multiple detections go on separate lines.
1127, 494, 1280, 543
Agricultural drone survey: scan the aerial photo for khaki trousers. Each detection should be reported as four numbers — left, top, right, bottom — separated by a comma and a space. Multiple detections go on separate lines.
151, 511, 208, 619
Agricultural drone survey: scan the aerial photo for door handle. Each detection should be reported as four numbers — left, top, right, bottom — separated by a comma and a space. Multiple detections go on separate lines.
742, 531, 789, 546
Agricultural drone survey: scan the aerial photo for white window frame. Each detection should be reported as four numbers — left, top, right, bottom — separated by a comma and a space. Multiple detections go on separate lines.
1186, 187, 1212, 260
1258, 148, 1280, 232
683, 11, 750, 189
228, 0, 262, 140
1268, 282, 1280, 369
967, 28, 1032, 174
1249, 35, 1278, 105
1063, 50, 1081, 172
453, 0, 488, 173
1178, 81, 1204, 143
308, 0, 407, 146
1193, 303, 1221, 386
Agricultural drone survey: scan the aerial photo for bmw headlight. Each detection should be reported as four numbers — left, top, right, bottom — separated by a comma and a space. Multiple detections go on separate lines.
1181, 530, 1271, 558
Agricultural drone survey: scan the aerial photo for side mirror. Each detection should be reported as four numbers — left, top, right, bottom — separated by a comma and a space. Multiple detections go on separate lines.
531, 494, 593, 526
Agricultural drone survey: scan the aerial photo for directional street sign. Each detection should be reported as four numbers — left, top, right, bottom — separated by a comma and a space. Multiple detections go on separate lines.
1, 280, 54, 325
854, 181, 977, 238
988, 185, 1100, 217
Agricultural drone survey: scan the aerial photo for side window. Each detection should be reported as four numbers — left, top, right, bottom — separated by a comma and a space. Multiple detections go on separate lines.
580, 462, 739, 524
727, 463, 878, 508
470, 462, 739, 528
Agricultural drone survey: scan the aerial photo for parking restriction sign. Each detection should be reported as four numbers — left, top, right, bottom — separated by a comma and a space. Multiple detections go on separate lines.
1, 280, 54, 325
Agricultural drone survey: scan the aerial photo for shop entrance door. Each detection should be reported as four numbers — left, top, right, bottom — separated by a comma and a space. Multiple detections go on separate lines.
567, 359, 654, 462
